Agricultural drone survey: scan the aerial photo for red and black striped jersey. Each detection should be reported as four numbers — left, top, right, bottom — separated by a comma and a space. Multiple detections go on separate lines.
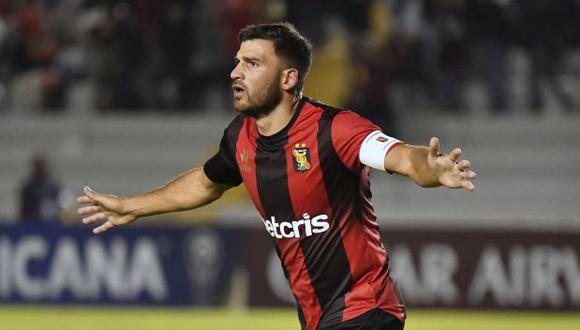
204, 97, 405, 330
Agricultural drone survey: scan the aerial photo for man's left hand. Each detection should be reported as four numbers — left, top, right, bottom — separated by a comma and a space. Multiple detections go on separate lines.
427, 137, 477, 191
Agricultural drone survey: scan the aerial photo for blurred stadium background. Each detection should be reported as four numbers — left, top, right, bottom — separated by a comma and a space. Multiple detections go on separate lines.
1, 0, 579, 329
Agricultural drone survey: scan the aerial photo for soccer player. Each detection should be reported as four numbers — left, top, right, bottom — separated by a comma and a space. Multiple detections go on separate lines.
78, 22, 476, 330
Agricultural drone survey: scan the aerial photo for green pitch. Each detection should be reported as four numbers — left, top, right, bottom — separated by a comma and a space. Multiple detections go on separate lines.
0, 307, 579, 330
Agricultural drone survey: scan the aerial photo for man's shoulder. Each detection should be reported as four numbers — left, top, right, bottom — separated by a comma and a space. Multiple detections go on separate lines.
304, 97, 372, 129
304, 97, 365, 121
304, 97, 344, 115
223, 113, 248, 135
226, 113, 246, 127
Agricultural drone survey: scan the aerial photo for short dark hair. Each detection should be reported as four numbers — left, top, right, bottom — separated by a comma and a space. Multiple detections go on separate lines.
238, 22, 312, 94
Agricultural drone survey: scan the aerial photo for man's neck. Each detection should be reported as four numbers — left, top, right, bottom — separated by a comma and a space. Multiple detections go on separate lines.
255, 93, 302, 136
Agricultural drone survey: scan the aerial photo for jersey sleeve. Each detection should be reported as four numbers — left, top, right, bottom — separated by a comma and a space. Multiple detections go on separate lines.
203, 116, 243, 187
331, 111, 401, 171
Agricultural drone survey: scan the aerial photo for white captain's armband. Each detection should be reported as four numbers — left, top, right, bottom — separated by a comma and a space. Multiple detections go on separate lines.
359, 130, 402, 171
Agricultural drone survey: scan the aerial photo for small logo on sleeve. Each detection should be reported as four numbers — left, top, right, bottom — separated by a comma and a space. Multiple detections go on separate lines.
292, 143, 311, 172
376, 136, 389, 143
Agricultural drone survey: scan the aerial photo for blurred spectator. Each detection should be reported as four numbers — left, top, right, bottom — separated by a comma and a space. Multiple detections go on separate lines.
466, 0, 513, 113
513, 0, 577, 114
348, 1, 400, 135
425, 0, 470, 113
388, 0, 438, 110
19, 153, 63, 223
215, 0, 255, 57
155, 0, 193, 109
10, 0, 62, 111
0, 1, 12, 111
187, 0, 231, 111
0, 0, 578, 115
304, 17, 353, 109
349, 40, 400, 136
107, 1, 150, 110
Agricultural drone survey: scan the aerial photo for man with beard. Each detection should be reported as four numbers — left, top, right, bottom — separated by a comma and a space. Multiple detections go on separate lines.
78, 23, 476, 330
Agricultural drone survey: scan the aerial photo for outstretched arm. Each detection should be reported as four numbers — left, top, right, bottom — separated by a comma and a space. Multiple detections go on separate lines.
77, 167, 231, 234
384, 137, 477, 191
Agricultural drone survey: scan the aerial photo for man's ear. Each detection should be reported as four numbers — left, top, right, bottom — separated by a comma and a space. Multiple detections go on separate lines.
281, 68, 299, 92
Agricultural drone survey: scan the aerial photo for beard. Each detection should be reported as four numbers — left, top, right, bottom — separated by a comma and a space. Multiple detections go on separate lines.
233, 79, 282, 118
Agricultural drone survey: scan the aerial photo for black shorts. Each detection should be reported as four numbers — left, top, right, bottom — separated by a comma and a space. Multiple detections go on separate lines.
318, 309, 404, 330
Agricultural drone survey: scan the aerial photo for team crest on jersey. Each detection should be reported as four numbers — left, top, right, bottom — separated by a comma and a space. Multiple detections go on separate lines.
292, 143, 311, 172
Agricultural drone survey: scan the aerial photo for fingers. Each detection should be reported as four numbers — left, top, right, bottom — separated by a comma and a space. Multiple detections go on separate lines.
77, 195, 93, 204
78, 205, 101, 215
459, 169, 476, 191
428, 137, 440, 158
461, 170, 477, 180
433, 141, 476, 191
93, 221, 115, 234
77, 185, 119, 234
462, 180, 476, 191
77, 186, 105, 225
83, 186, 101, 201
77, 186, 102, 205
81, 212, 107, 224
458, 156, 477, 190
450, 148, 462, 162
456, 160, 471, 171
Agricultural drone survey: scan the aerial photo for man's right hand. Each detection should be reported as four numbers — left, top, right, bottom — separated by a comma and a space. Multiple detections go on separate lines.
77, 186, 137, 234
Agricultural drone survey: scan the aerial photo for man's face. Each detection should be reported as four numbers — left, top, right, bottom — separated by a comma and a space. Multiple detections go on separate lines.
230, 39, 283, 117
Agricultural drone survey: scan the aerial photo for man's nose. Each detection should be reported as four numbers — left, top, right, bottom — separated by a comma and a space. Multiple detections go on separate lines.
230, 64, 243, 81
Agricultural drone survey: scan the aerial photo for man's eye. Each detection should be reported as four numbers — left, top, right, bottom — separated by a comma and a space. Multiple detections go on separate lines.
250, 61, 258, 67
